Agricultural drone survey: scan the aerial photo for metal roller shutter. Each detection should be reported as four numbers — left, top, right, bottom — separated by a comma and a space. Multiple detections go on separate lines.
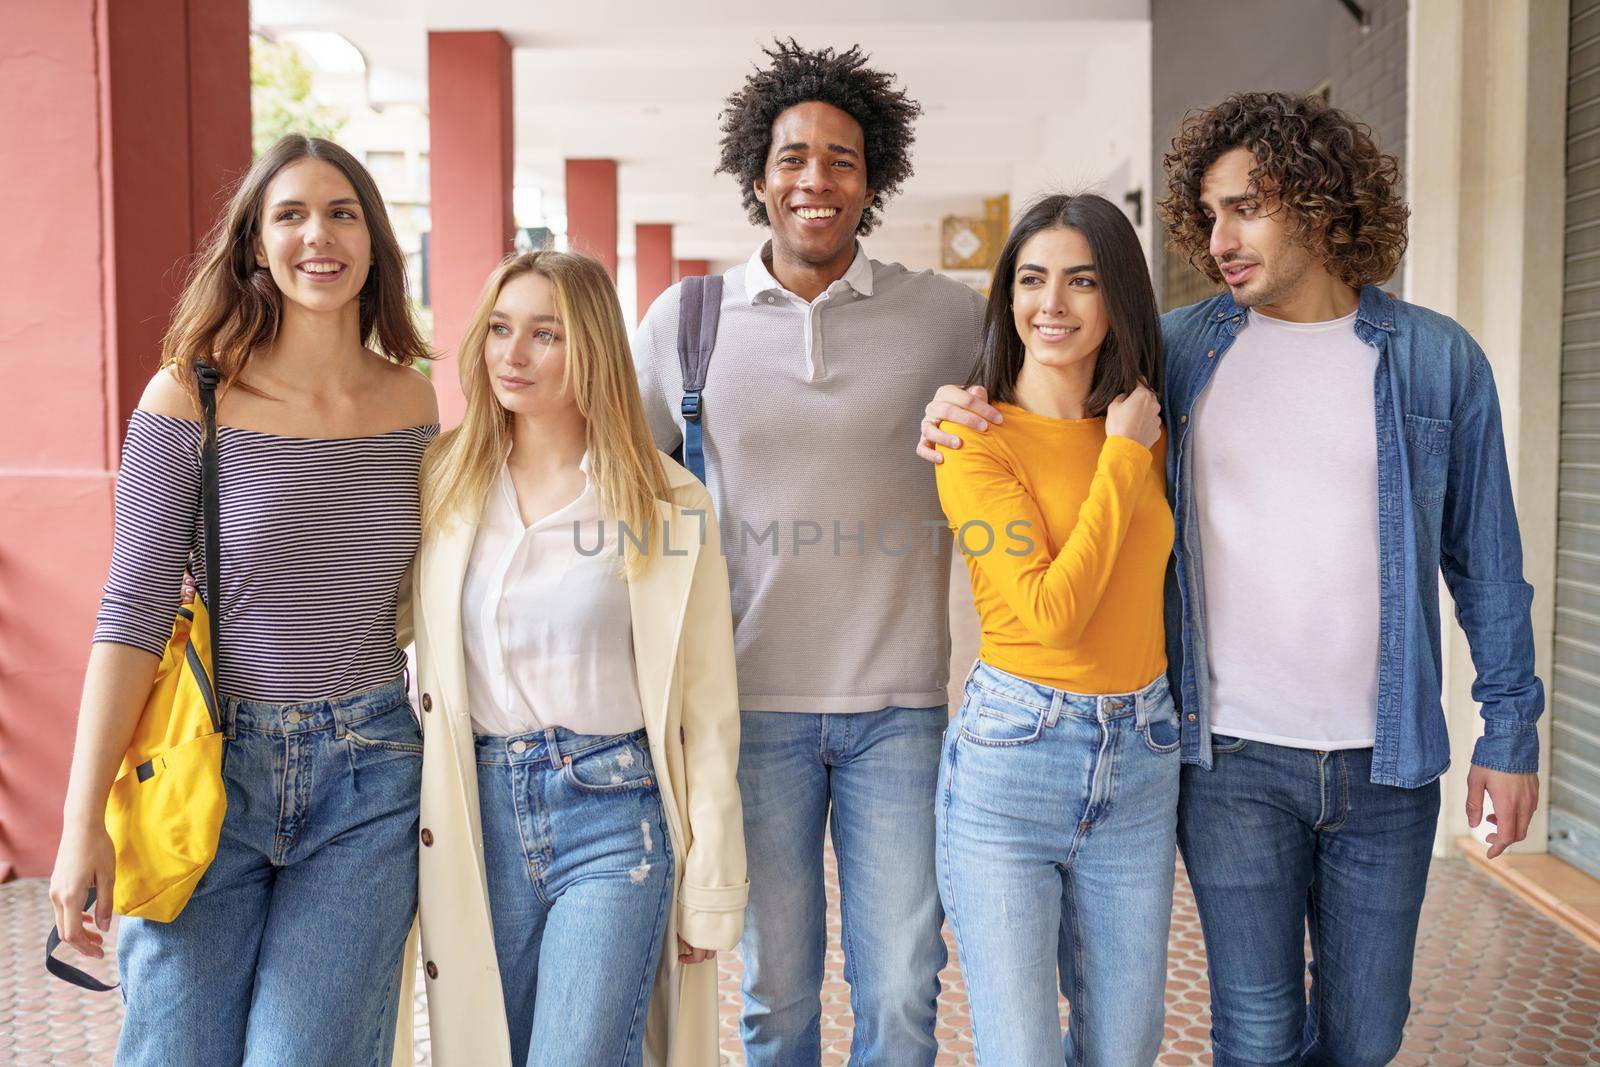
1553, 0, 1600, 880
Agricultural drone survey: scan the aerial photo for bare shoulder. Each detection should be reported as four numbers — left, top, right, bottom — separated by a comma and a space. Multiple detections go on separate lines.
373, 358, 440, 427
136, 365, 197, 419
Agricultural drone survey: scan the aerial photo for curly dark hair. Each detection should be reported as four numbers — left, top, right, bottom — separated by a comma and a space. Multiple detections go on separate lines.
716, 39, 921, 235
1159, 91, 1409, 287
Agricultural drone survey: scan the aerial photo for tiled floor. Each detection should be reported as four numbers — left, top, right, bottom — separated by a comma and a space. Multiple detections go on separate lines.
8, 853, 1599, 1066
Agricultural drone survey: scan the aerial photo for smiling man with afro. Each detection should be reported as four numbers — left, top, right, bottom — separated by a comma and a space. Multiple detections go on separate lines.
629, 38, 986, 1067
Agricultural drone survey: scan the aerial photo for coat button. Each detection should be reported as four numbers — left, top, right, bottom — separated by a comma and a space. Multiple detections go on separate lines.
1179, 414, 1188, 424
421, 828, 434, 847
425, 961, 438, 980
421, 693, 433, 712
1206, 349, 1215, 358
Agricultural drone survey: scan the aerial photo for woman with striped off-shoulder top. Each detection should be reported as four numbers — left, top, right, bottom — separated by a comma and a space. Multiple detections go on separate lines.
49, 136, 437, 1067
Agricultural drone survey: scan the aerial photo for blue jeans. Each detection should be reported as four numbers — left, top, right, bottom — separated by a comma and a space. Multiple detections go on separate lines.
1177, 737, 1440, 1067
937, 662, 1180, 1066
736, 705, 947, 1067
476, 727, 674, 1067
116, 677, 421, 1067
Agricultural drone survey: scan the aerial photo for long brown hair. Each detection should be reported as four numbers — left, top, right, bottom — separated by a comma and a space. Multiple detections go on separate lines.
421, 251, 671, 577
160, 135, 430, 409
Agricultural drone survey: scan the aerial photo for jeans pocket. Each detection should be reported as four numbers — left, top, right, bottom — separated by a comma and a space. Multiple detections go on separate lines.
1211, 734, 1248, 755
1141, 706, 1181, 754
1403, 413, 1452, 510
562, 737, 657, 795
958, 692, 1046, 747
343, 703, 424, 757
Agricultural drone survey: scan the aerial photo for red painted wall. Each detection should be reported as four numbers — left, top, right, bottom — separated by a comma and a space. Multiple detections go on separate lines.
0, 0, 249, 880
427, 31, 515, 429
676, 259, 711, 279
635, 224, 673, 324
566, 159, 619, 277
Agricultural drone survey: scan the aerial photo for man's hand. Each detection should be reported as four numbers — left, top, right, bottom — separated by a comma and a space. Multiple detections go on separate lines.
916, 385, 1003, 464
1466, 765, 1540, 859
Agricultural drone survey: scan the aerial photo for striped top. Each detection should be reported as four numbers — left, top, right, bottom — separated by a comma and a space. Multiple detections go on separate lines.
94, 409, 437, 702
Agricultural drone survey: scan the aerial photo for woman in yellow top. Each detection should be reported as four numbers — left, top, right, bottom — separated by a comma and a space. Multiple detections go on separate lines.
409, 251, 747, 1066
933, 193, 1175, 1067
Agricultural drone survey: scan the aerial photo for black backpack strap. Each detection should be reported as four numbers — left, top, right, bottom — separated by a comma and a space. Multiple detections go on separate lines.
196, 362, 222, 728
44, 888, 117, 992
675, 275, 723, 483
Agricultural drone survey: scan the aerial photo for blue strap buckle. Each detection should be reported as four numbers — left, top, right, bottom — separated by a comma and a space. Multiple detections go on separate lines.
681, 391, 702, 422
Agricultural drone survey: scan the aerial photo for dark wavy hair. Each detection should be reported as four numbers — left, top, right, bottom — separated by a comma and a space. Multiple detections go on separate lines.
161, 135, 429, 411
967, 194, 1163, 417
1159, 91, 1409, 287
715, 39, 921, 235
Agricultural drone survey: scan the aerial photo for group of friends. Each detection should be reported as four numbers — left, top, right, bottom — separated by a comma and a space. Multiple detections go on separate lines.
49, 37, 1543, 1067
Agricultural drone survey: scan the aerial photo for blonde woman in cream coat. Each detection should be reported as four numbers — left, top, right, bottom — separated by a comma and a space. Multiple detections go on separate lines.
409, 250, 747, 1067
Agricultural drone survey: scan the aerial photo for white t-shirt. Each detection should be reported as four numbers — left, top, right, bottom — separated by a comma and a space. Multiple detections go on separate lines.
462, 457, 645, 738
1191, 308, 1380, 750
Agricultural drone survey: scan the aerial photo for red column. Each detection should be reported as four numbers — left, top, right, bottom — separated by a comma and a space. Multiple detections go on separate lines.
635, 224, 674, 323
676, 259, 710, 280
566, 160, 618, 277
0, 0, 249, 880
427, 31, 515, 428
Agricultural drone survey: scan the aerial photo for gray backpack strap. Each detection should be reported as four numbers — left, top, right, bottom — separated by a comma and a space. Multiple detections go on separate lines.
675, 275, 722, 482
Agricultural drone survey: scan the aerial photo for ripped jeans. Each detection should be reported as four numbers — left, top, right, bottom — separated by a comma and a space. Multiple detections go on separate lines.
475, 727, 675, 1067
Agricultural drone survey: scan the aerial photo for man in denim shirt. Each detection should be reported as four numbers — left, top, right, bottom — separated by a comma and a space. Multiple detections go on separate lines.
919, 92, 1542, 1065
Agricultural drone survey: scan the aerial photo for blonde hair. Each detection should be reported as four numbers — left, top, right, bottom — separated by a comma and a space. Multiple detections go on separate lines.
161, 135, 429, 410
422, 251, 672, 577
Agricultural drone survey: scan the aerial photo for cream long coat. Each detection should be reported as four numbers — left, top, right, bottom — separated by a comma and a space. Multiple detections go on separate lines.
409, 453, 747, 1066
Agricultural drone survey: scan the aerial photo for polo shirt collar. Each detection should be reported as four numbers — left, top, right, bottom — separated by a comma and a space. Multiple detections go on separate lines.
744, 241, 874, 304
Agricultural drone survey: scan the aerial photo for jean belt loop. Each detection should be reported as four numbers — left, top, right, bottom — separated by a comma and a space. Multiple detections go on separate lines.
543, 726, 563, 769
1045, 689, 1063, 729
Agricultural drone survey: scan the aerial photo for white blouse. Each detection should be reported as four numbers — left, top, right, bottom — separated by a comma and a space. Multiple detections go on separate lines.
461, 456, 645, 738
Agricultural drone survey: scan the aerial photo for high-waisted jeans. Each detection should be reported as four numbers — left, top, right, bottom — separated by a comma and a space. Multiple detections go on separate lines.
936, 662, 1181, 1067
116, 676, 422, 1067
476, 726, 674, 1067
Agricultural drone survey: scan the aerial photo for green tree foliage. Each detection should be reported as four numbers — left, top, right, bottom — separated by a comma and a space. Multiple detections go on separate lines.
251, 36, 345, 157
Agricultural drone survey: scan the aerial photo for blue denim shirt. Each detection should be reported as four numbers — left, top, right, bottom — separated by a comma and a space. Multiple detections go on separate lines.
1161, 285, 1543, 788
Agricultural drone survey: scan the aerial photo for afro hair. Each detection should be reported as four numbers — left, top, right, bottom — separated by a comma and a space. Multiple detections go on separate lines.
716, 39, 922, 236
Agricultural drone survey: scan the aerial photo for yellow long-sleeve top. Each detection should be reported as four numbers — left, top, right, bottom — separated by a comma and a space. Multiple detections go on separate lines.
935, 401, 1174, 694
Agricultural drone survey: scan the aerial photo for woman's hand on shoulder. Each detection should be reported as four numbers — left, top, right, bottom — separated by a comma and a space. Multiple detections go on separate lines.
1105, 384, 1161, 450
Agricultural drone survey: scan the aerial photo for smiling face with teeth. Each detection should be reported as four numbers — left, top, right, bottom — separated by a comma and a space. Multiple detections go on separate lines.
1010, 226, 1110, 386
753, 101, 874, 284
254, 158, 373, 320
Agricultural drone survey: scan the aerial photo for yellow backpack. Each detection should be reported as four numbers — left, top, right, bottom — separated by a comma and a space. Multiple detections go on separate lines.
48, 364, 226, 992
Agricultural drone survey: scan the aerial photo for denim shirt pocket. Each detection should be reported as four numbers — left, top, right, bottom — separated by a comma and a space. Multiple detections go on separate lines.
1403, 414, 1452, 509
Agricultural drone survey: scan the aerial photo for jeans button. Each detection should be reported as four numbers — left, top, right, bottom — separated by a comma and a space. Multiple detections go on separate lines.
286, 711, 303, 725
1187, 713, 1196, 722
510, 740, 528, 754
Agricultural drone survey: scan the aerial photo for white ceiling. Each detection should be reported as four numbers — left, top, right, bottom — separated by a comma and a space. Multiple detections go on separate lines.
252, 1, 1153, 271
